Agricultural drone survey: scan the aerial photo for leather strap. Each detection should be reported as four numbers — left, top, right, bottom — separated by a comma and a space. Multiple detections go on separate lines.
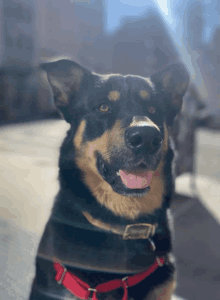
82, 211, 157, 240
54, 257, 165, 300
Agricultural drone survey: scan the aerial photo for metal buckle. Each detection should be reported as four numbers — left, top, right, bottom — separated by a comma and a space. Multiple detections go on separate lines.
88, 288, 97, 300
58, 267, 67, 284
156, 257, 163, 267
122, 276, 128, 288
88, 288, 97, 292
123, 223, 156, 240
148, 238, 156, 251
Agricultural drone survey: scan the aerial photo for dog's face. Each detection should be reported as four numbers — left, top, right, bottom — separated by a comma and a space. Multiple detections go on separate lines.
42, 60, 189, 219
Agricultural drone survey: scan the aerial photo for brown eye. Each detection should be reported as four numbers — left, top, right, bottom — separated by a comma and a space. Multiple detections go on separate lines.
99, 104, 109, 113
148, 106, 156, 114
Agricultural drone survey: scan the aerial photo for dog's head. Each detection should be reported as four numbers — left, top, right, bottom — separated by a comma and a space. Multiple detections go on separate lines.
42, 60, 189, 219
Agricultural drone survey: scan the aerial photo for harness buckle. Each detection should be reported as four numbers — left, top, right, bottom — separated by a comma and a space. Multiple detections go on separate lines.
88, 287, 97, 299
88, 288, 97, 292
156, 257, 164, 267
58, 267, 67, 284
123, 223, 156, 240
122, 276, 128, 288
148, 238, 156, 251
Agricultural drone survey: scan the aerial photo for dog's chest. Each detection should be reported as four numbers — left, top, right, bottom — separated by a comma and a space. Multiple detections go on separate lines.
38, 215, 157, 274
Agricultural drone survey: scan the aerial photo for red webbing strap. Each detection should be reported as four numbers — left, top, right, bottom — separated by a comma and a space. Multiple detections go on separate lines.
54, 257, 165, 300
54, 262, 90, 299
126, 257, 165, 287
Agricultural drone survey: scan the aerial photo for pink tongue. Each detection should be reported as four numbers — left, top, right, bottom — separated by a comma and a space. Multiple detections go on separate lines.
119, 170, 153, 189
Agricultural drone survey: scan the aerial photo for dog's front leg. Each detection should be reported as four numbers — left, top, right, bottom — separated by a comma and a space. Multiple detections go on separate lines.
144, 278, 176, 300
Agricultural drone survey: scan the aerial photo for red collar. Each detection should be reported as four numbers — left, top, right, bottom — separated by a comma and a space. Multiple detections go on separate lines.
54, 257, 165, 300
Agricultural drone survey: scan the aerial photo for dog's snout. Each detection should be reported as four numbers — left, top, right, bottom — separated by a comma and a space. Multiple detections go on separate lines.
125, 126, 162, 154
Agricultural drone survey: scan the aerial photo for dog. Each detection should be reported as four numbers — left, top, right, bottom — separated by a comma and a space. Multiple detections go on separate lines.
29, 59, 189, 300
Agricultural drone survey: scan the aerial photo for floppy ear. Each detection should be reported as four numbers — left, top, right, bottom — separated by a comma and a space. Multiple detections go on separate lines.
151, 64, 190, 125
41, 59, 92, 123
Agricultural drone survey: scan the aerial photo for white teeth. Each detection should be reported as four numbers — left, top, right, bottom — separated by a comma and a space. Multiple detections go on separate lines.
116, 171, 120, 176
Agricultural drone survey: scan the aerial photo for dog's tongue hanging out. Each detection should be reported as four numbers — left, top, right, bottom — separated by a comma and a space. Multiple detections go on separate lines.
119, 170, 153, 189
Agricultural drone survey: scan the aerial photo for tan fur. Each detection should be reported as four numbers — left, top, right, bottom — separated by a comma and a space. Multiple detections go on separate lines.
139, 90, 150, 100
77, 158, 164, 220
130, 116, 160, 131
74, 120, 124, 162
73, 119, 168, 220
74, 120, 87, 150
108, 90, 121, 102
145, 278, 176, 300
83, 128, 111, 162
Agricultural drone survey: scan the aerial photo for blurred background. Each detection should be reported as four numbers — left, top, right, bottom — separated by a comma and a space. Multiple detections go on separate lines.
0, 1, 219, 300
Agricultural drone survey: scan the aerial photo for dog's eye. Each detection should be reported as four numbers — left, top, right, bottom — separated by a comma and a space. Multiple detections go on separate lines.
99, 104, 110, 113
148, 106, 156, 114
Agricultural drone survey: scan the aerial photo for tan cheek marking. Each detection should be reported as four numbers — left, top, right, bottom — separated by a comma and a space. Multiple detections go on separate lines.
108, 90, 120, 101
78, 158, 164, 220
75, 120, 124, 173
86, 131, 110, 161
139, 90, 150, 100
75, 127, 111, 179
130, 116, 160, 131
74, 120, 86, 150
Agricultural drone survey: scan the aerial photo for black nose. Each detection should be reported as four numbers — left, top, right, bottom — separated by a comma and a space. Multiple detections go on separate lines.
125, 126, 162, 154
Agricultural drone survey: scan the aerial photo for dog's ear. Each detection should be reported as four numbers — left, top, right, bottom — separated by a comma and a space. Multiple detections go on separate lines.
41, 59, 92, 122
151, 64, 190, 125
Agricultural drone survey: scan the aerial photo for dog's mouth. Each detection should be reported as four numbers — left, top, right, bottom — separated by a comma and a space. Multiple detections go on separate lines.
117, 169, 153, 189
97, 153, 153, 196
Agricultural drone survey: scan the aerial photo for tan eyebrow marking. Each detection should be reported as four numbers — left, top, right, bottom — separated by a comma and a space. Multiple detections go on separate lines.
139, 90, 150, 100
108, 90, 120, 102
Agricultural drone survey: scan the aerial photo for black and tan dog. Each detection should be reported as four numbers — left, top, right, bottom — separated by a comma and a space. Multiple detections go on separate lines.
29, 59, 189, 300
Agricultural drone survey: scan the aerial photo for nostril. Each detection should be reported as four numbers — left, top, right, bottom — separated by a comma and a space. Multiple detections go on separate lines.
129, 133, 143, 148
151, 136, 162, 148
